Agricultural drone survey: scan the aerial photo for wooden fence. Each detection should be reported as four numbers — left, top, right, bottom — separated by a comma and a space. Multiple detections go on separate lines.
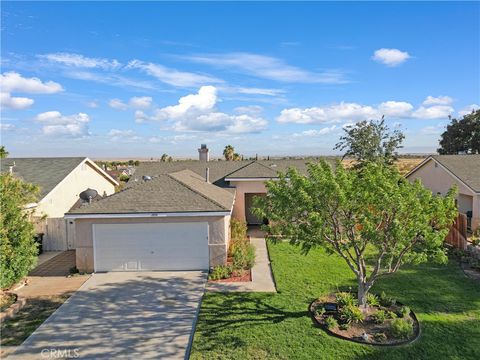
34, 217, 69, 251
445, 213, 468, 250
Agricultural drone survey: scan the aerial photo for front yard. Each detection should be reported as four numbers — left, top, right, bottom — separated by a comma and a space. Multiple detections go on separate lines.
191, 241, 480, 359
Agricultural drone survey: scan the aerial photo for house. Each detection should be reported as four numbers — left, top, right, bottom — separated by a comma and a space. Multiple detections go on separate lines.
406, 155, 480, 230
1, 157, 118, 251
66, 145, 315, 273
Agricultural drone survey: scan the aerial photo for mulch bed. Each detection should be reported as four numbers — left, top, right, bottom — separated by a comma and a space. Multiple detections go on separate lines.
210, 269, 251, 282
310, 294, 420, 346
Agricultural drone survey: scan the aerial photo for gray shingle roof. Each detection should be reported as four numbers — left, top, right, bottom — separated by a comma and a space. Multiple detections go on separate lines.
68, 170, 234, 215
0, 157, 86, 198
131, 158, 329, 184
432, 155, 480, 192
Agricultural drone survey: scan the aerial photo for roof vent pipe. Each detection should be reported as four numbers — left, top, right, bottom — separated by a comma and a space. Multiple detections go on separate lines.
205, 167, 210, 183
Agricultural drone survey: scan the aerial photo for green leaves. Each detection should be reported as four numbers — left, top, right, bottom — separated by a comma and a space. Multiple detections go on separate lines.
253, 160, 457, 304
0, 173, 40, 289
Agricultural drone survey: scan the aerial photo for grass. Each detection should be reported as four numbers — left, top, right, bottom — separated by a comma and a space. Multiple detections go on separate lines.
190, 241, 480, 360
0, 295, 70, 346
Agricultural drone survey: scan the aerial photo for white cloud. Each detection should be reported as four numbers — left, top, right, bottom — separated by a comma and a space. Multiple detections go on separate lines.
139, 86, 267, 133
233, 87, 285, 96
0, 123, 16, 131
234, 105, 263, 116
420, 124, 446, 135
458, 104, 479, 116
378, 101, 413, 117
86, 100, 99, 108
293, 125, 338, 137
182, 52, 348, 84
422, 96, 453, 106
108, 98, 128, 110
127, 60, 222, 87
108, 129, 140, 142
277, 102, 378, 124
1, 92, 34, 110
129, 96, 152, 109
372, 48, 411, 67
0, 71, 63, 93
35, 111, 90, 137
39, 53, 121, 70
154, 85, 217, 121
64, 70, 156, 90
412, 105, 454, 119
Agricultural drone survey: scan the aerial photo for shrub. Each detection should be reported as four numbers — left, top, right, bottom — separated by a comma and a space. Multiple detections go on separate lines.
231, 218, 247, 242
339, 304, 363, 324
371, 310, 387, 324
325, 316, 338, 329
232, 243, 256, 270
380, 291, 396, 306
209, 265, 233, 281
315, 306, 325, 317
398, 306, 411, 318
390, 318, 413, 339
366, 293, 380, 307
119, 174, 130, 182
339, 323, 350, 331
374, 332, 387, 342
336, 292, 357, 308
387, 311, 398, 319
0, 173, 39, 289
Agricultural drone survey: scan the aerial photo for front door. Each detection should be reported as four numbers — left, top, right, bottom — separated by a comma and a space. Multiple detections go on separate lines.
245, 193, 266, 225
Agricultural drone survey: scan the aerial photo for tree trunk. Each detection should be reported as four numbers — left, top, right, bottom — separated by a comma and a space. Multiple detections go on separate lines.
357, 279, 368, 308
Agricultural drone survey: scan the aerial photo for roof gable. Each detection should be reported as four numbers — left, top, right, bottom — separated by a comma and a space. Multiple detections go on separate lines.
432, 155, 480, 193
225, 161, 279, 179
1, 157, 86, 198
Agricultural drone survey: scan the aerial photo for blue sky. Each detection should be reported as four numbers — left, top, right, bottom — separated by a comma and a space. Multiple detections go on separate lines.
1, 1, 479, 159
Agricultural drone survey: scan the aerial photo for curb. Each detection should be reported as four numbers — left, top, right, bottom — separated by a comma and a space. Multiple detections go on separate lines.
0, 293, 27, 321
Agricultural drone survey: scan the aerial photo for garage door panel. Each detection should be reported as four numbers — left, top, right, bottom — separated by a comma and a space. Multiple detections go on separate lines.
93, 222, 209, 271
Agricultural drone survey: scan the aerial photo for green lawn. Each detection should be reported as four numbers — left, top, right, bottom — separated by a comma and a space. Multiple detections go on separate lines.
190, 241, 480, 360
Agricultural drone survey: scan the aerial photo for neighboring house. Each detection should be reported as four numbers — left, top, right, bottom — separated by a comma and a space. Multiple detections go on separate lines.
66, 145, 316, 272
1, 157, 118, 251
406, 155, 480, 230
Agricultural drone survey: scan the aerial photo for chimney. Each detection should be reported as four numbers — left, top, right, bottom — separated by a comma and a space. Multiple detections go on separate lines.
198, 144, 209, 162
205, 167, 210, 183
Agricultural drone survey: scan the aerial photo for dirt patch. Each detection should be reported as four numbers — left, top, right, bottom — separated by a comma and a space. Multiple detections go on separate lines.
210, 269, 251, 283
0, 294, 71, 346
0, 293, 17, 312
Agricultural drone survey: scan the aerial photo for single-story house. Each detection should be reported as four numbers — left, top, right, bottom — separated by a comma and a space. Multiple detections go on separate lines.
406, 155, 480, 230
1, 157, 118, 250
66, 145, 314, 272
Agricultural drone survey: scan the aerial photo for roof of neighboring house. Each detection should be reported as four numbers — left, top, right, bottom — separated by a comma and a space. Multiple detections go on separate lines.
68, 169, 235, 215
0, 157, 86, 198
0, 157, 118, 199
131, 158, 330, 185
432, 155, 480, 192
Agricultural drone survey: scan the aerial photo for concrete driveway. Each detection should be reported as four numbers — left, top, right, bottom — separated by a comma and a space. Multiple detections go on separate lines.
9, 271, 207, 360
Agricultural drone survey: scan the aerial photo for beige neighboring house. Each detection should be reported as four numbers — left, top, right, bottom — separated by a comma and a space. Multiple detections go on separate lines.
1, 157, 118, 251
406, 155, 480, 230
66, 145, 316, 273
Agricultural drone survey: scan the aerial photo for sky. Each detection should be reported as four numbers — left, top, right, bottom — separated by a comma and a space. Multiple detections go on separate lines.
1, 1, 479, 159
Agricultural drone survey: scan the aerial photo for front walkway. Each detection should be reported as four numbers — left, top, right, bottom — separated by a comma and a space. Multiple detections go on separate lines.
206, 228, 277, 292
29, 250, 76, 276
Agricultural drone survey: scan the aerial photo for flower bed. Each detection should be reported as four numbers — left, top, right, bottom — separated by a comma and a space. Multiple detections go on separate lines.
310, 292, 420, 346
208, 219, 256, 282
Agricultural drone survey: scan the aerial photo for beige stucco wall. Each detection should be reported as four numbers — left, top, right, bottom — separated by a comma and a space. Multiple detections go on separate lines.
408, 158, 480, 229
229, 181, 267, 222
36, 160, 116, 218
74, 215, 230, 272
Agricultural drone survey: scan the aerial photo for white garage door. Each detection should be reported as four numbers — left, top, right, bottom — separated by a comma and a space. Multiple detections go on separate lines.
93, 222, 209, 272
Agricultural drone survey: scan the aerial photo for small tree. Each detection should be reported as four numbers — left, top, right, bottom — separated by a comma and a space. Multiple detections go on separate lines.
335, 118, 405, 167
0, 173, 40, 289
254, 161, 456, 307
438, 109, 480, 154
0, 146, 8, 159
160, 153, 169, 162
